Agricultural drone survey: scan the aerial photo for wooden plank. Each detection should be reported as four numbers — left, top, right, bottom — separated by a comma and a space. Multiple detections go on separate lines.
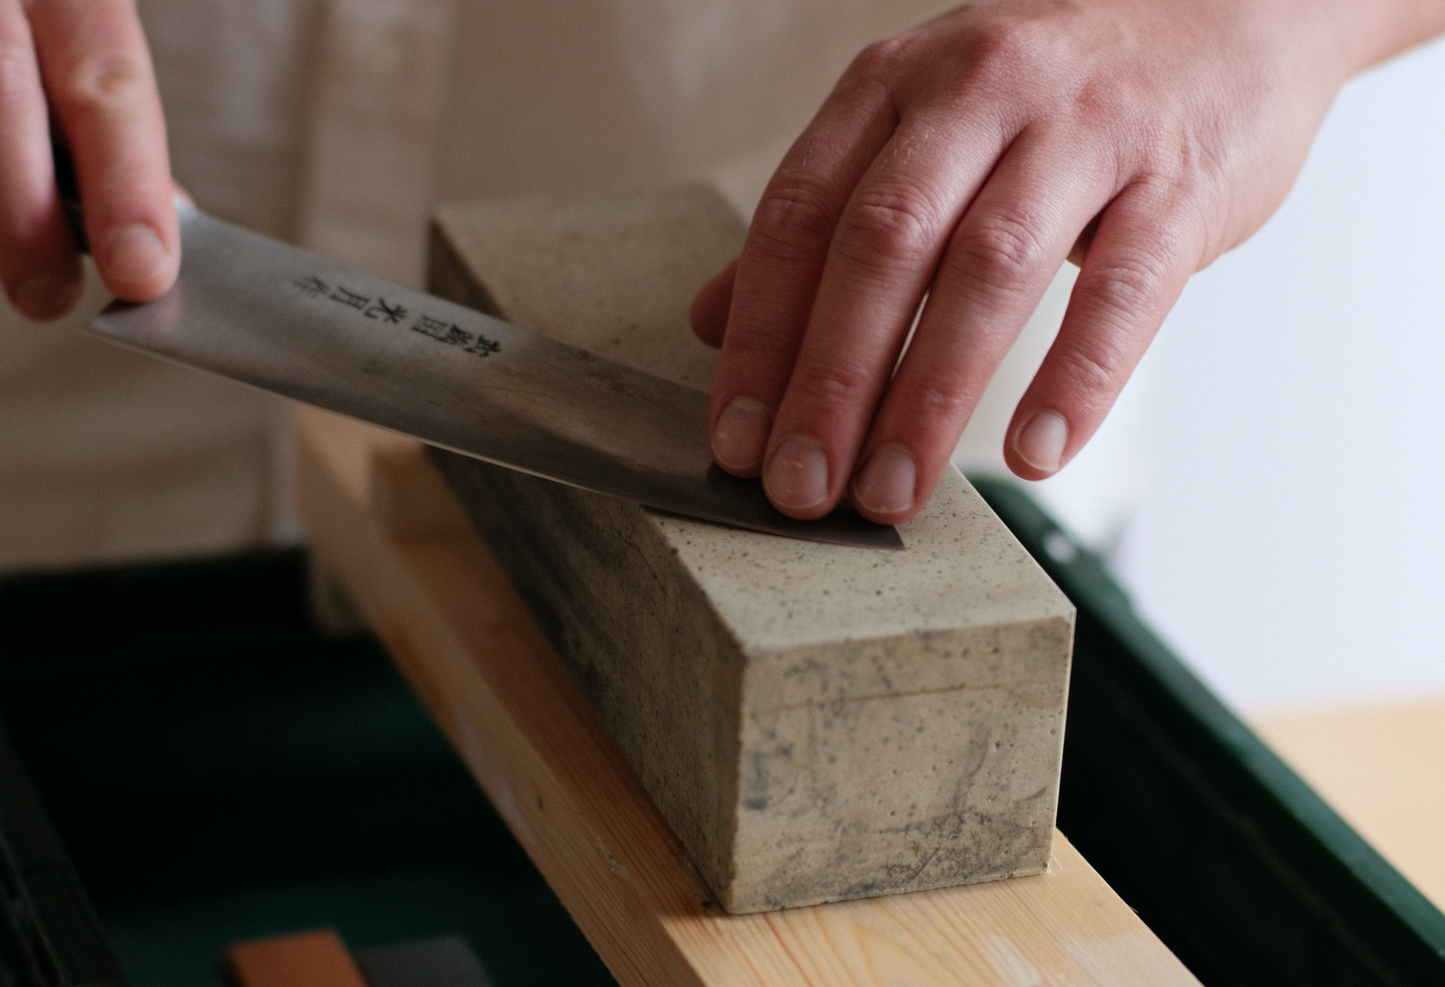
294, 406, 1200, 987
1253, 697, 1445, 909
427, 186, 1075, 911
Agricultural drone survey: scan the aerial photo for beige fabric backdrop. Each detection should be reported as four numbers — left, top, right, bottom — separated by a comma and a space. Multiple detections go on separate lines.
0, 0, 960, 571
6, 0, 1129, 573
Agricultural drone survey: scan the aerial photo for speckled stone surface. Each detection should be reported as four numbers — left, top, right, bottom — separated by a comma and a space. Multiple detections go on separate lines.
428, 185, 1076, 913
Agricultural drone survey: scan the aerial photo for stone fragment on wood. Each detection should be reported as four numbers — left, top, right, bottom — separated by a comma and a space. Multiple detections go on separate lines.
426, 184, 1075, 913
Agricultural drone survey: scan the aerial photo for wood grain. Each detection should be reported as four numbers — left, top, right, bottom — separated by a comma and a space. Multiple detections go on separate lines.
294, 406, 1199, 987
1253, 697, 1445, 910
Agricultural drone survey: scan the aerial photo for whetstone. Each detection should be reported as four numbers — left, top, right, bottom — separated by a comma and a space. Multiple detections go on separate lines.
293, 408, 1200, 986
426, 185, 1076, 913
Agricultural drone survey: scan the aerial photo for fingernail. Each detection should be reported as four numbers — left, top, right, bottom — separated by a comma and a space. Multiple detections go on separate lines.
105, 223, 168, 287
11, 272, 82, 320
852, 443, 916, 516
712, 397, 771, 472
1015, 410, 1069, 473
764, 434, 829, 512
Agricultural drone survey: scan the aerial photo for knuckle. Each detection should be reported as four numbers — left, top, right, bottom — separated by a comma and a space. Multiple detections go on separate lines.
833, 183, 944, 270
971, 20, 1032, 66
1053, 341, 1122, 404
1071, 76, 1135, 136
749, 179, 841, 262
966, 16, 1058, 84
57, 51, 150, 118
1051, 245, 1178, 409
1087, 246, 1171, 322
724, 319, 797, 362
1132, 163, 1196, 212
894, 375, 972, 423
790, 358, 875, 411
847, 36, 910, 84
952, 211, 1050, 291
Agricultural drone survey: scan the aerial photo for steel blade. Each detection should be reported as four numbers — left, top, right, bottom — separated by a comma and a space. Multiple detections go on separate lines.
88, 205, 903, 550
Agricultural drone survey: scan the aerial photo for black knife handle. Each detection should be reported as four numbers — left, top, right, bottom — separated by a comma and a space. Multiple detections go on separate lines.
51, 140, 89, 255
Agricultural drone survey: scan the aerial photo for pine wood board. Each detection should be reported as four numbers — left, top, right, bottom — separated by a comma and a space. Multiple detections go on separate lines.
293, 405, 1199, 987
1253, 697, 1445, 910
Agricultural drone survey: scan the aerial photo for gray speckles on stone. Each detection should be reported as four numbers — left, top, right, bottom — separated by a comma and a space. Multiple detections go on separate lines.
428, 184, 1076, 914
650, 470, 1071, 652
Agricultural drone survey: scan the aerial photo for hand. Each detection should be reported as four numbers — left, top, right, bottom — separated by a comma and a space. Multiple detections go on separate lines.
693, 0, 1438, 524
1, 0, 178, 320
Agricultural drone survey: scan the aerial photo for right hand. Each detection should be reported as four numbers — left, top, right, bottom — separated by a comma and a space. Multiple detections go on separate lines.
1, 0, 178, 320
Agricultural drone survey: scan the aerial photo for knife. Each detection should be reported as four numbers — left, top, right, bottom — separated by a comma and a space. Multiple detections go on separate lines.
59, 164, 901, 550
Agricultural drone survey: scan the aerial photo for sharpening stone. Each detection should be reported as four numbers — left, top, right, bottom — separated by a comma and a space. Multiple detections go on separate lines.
425, 184, 1075, 913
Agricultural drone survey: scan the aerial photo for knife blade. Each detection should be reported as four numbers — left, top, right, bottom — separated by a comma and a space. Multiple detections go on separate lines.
85, 203, 903, 550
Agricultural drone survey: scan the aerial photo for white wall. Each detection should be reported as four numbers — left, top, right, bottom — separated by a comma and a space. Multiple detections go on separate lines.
1108, 36, 1445, 713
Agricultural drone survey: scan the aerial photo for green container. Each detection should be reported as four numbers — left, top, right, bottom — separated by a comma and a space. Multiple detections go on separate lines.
0, 482, 1440, 986
972, 478, 1445, 987
0, 550, 617, 987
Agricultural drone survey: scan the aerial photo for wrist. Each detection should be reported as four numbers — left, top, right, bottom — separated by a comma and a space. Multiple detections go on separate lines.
1329, 0, 1445, 76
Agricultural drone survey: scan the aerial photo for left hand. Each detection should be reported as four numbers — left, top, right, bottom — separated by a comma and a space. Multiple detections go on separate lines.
690, 0, 1422, 524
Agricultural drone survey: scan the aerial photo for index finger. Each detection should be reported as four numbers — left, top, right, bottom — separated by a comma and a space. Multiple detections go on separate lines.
0, 0, 81, 317
708, 56, 900, 478
28, 0, 177, 301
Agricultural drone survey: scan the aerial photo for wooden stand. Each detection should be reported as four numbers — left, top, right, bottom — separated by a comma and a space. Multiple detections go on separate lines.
295, 406, 1199, 987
